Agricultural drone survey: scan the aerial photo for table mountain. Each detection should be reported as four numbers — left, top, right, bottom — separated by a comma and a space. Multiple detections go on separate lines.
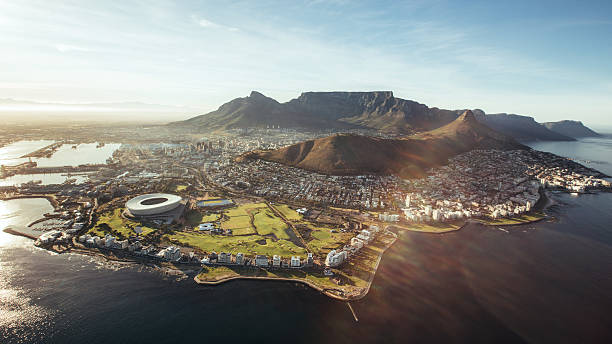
172, 91, 580, 141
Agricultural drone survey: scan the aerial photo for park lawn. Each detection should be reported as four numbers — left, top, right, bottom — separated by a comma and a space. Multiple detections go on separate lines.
231, 227, 257, 235
201, 213, 221, 223
395, 221, 464, 233
175, 184, 188, 192
478, 212, 546, 226
220, 202, 269, 232
89, 208, 156, 239
253, 208, 289, 240
189, 212, 223, 231
274, 204, 303, 221
304, 222, 353, 256
197, 265, 340, 289
221, 215, 251, 230
166, 232, 307, 257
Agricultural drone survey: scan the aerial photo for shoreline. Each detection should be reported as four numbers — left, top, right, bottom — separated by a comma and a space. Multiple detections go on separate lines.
193, 229, 398, 301
1, 194, 60, 210
4, 223, 398, 302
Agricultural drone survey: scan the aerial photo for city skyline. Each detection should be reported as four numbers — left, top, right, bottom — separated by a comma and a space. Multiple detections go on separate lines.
1, 0, 611, 127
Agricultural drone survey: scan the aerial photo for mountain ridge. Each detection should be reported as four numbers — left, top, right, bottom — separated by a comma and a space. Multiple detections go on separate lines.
171, 91, 578, 141
239, 110, 528, 178
543, 120, 601, 138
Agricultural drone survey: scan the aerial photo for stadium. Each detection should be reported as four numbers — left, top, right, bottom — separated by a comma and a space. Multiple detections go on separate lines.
125, 193, 184, 223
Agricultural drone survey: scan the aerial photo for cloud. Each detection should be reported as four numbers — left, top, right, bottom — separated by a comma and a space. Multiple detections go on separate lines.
195, 16, 239, 32
55, 44, 91, 53
197, 18, 218, 28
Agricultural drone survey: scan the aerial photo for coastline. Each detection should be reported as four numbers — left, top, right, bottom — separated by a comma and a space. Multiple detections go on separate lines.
3, 219, 398, 302
1, 193, 60, 209
193, 229, 398, 301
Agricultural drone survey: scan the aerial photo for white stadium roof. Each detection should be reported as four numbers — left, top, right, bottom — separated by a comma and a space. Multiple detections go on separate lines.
125, 193, 182, 216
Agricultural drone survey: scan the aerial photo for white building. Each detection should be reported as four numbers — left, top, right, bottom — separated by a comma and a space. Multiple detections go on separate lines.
235, 253, 244, 265
378, 213, 400, 222
218, 252, 232, 264
255, 255, 269, 267
305, 253, 314, 267
272, 255, 281, 267
104, 234, 115, 248
325, 250, 348, 267
198, 223, 215, 231
157, 246, 181, 261
290, 256, 301, 267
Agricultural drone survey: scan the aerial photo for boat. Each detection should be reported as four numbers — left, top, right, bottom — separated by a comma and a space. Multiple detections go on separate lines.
570, 192, 579, 196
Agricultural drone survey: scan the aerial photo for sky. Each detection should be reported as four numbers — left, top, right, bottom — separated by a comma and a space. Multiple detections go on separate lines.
1, 0, 611, 127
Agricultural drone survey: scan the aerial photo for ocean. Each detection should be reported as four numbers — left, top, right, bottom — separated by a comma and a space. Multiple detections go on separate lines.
1, 138, 612, 343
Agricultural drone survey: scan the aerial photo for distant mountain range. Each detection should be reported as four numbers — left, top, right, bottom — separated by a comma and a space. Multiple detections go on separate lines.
542, 120, 601, 138
171, 91, 599, 141
239, 110, 527, 178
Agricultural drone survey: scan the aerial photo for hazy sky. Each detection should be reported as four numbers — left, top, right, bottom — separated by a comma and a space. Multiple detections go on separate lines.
1, 0, 611, 126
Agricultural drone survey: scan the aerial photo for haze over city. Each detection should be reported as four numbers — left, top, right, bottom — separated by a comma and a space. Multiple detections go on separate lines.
1, 0, 612, 127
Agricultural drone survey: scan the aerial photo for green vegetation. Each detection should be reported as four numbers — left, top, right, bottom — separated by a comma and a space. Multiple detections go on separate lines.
303, 222, 352, 256
219, 202, 268, 236
175, 184, 188, 192
253, 208, 289, 239
195, 231, 398, 300
396, 221, 464, 233
478, 212, 546, 226
166, 231, 306, 257
196, 265, 342, 289
89, 208, 156, 239
201, 213, 221, 223
275, 204, 303, 221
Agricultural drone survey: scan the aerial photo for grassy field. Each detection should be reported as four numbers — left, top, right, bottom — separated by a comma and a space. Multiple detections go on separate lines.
201, 213, 221, 223
169, 201, 357, 261
195, 231, 397, 299
219, 204, 256, 233
196, 265, 341, 289
303, 222, 353, 256
89, 208, 156, 239
166, 231, 307, 257
478, 212, 546, 226
274, 204, 303, 221
394, 221, 464, 233
253, 208, 289, 239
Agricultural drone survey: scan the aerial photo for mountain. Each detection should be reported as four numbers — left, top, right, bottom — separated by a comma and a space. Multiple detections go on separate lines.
176, 91, 357, 130
477, 113, 574, 141
172, 91, 577, 141
542, 120, 601, 138
286, 91, 462, 133
171, 91, 465, 133
239, 110, 527, 178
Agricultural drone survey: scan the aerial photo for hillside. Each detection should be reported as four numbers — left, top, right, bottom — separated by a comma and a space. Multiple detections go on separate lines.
543, 120, 601, 138
239, 110, 528, 178
171, 91, 580, 141
480, 114, 575, 141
